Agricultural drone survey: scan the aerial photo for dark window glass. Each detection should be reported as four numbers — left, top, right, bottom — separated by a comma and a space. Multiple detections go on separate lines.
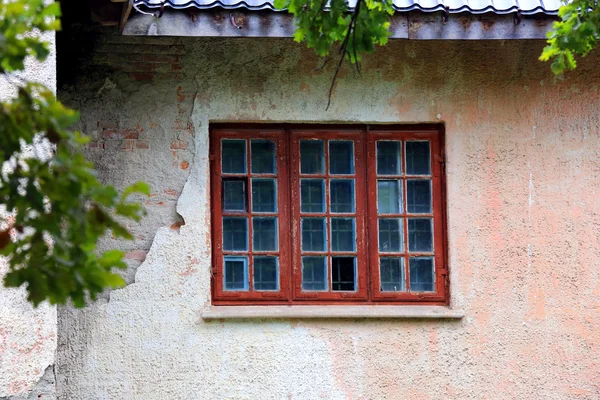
332, 257, 356, 291
222, 140, 246, 173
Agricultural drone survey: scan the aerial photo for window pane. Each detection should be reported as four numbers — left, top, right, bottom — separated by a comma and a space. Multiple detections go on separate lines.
252, 179, 277, 212
302, 256, 327, 291
253, 256, 278, 291
253, 218, 278, 251
409, 257, 434, 292
378, 218, 404, 252
301, 218, 326, 251
222, 179, 246, 212
331, 218, 355, 252
300, 140, 324, 174
332, 257, 356, 291
301, 179, 325, 213
329, 141, 354, 175
407, 180, 432, 214
380, 257, 405, 292
406, 141, 431, 175
251, 140, 276, 174
223, 217, 247, 251
224, 256, 248, 291
377, 180, 402, 214
377, 141, 401, 175
330, 179, 355, 213
408, 218, 433, 252
222, 139, 246, 174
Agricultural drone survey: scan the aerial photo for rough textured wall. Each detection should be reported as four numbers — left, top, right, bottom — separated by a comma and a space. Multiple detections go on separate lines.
0, 32, 57, 400
56, 28, 600, 399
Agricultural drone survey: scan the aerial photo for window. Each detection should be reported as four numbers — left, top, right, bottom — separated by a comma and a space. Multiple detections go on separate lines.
211, 126, 447, 305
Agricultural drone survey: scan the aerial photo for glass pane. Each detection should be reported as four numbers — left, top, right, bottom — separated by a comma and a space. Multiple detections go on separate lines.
329, 141, 354, 175
252, 179, 277, 213
301, 218, 326, 251
224, 256, 248, 291
406, 141, 431, 175
410, 257, 435, 292
253, 218, 278, 251
253, 256, 278, 291
331, 218, 355, 252
223, 217, 247, 251
408, 218, 433, 252
407, 180, 432, 214
378, 218, 404, 252
332, 257, 356, 291
301, 179, 325, 213
300, 140, 324, 174
222, 139, 246, 174
377, 180, 402, 214
330, 179, 355, 213
302, 256, 327, 291
222, 179, 246, 211
251, 140, 276, 174
380, 257, 405, 292
377, 141, 401, 175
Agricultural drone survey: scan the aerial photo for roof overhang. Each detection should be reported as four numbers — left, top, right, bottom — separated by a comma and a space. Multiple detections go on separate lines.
123, 9, 557, 39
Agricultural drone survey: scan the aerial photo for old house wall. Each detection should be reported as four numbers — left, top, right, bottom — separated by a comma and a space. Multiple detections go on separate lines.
0, 32, 57, 400
56, 27, 600, 399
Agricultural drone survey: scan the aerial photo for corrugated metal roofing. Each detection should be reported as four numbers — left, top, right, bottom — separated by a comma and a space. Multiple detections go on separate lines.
133, 0, 561, 15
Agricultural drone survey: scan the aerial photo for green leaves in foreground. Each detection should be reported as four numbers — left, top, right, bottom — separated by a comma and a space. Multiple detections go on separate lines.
540, 0, 600, 74
274, 0, 394, 63
1, 0, 149, 307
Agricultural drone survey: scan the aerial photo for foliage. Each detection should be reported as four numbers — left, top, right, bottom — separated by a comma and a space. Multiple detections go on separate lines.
540, 0, 600, 74
274, 0, 393, 63
0, 0, 149, 307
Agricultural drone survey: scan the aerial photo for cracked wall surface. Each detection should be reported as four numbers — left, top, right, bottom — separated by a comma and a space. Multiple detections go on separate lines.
0, 31, 57, 400
56, 27, 600, 399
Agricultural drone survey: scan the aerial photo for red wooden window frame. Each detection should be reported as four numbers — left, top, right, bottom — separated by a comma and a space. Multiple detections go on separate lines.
210, 125, 448, 305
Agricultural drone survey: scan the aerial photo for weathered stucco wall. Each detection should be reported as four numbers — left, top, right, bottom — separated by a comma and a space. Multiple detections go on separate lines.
56, 28, 600, 399
0, 32, 57, 400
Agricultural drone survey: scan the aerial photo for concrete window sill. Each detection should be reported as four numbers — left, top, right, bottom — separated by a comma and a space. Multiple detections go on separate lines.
201, 305, 465, 320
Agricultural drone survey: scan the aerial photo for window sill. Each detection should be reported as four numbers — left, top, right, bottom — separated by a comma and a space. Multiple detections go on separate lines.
202, 305, 465, 320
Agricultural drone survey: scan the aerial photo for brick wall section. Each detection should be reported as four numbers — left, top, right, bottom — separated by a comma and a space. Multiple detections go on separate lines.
93, 36, 185, 82
57, 26, 195, 281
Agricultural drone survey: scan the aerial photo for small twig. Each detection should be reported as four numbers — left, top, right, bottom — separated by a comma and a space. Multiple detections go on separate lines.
314, 57, 331, 71
326, 0, 362, 110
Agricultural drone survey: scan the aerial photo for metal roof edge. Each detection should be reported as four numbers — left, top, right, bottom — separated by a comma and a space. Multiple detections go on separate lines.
132, 0, 559, 15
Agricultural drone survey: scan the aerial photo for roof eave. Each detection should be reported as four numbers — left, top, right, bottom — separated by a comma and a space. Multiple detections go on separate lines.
123, 9, 557, 40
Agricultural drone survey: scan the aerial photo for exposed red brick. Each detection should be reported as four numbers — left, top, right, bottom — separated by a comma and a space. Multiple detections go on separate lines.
170, 220, 185, 230
142, 54, 181, 63
124, 250, 147, 262
129, 73, 154, 82
180, 161, 189, 170
97, 120, 117, 129
103, 129, 139, 140
117, 62, 153, 72
136, 141, 150, 149
122, 140, 135, 151
88, 140, 106, 150
170, 140, 188, 150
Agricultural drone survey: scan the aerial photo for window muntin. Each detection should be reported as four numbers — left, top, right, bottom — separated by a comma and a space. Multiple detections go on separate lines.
212, 127, 447, 305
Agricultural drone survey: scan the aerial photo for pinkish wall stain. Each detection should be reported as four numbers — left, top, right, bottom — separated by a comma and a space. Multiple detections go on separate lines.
55, 30, 600, 399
